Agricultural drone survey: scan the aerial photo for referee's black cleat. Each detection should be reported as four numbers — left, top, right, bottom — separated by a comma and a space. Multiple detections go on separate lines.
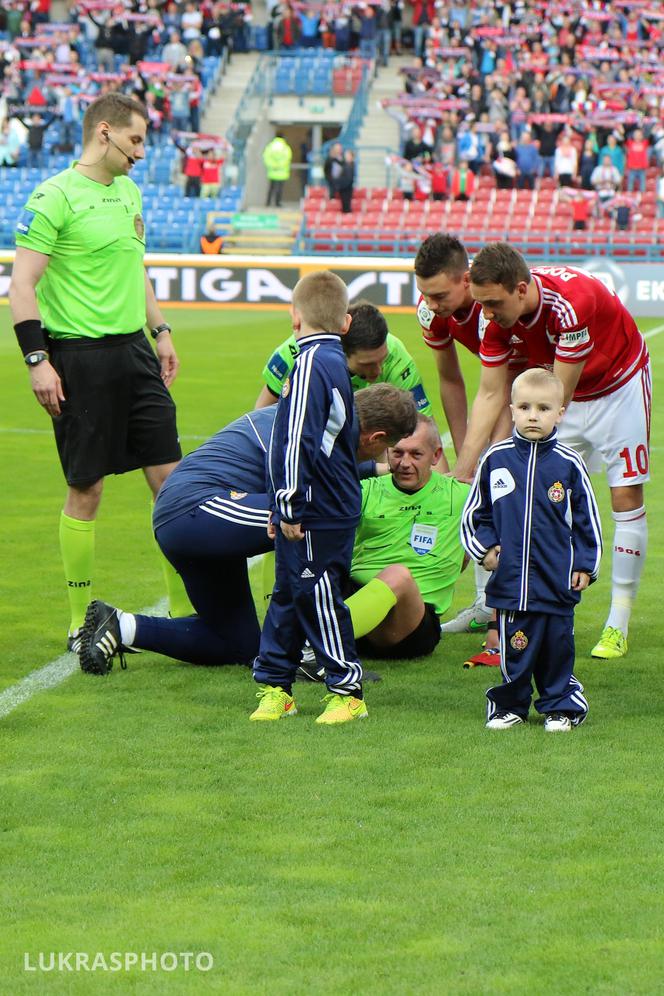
79, 600, 128, 675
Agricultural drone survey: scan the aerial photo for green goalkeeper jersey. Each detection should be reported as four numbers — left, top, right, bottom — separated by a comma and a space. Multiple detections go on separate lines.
15, 165, 146, 338
261, 332, 432, 413
351, 472, 470, 616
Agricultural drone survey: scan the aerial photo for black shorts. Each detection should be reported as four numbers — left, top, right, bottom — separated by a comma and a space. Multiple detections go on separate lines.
343, 574, 441, 660
357, 601, 441, 660
48, 331, 182, 487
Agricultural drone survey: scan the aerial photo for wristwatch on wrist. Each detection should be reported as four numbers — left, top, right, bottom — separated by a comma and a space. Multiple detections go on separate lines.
25, 351, 49, 367
151, 323, 172, 339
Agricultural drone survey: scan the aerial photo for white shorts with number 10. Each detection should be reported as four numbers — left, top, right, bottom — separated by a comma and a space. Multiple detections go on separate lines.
559, 360, 652, 488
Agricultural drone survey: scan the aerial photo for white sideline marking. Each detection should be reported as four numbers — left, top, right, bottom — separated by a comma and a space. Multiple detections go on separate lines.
644, 322, 664, 339
0, 600, 166, 721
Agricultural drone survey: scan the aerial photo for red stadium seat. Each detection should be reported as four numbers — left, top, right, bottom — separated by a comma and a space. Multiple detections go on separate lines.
611, 233, 634, 257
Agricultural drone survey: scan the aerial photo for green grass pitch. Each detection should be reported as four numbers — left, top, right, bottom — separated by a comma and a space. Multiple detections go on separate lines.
1, 305, 663, 994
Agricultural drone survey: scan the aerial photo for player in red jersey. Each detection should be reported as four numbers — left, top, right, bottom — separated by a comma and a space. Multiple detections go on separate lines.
415, 234, 492, 458
455, 243, 651, 660
414, 234, 526, 649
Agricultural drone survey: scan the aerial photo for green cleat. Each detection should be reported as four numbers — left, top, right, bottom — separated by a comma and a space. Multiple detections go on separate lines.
250, 686, 298, 721
591, 626, 628, 660
315, 692, 368, 725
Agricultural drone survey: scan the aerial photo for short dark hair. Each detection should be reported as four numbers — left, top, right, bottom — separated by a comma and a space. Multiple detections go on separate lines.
470, 242, 531, 292
414, 233, 469, 279
82, 93, 148, 145
354, 384, 418, 446
415, 414, 442, 451
344, 300, 388, 355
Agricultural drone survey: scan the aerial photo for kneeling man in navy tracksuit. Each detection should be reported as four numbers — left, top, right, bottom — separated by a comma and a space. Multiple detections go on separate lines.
461, 367, 603, 732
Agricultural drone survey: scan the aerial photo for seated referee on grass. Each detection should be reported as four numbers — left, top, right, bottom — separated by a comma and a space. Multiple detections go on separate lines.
77, 384, 419, 675
345, 415, 470, 661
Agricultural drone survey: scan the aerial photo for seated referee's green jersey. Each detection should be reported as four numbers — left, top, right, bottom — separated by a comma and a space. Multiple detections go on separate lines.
351, 472, 470, 616
15, 165, 146, 338
261, 332, 432, 413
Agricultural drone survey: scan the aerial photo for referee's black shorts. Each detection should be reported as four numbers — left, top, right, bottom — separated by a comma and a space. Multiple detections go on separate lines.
343, 578, 441, 660
48, 330, 182, 487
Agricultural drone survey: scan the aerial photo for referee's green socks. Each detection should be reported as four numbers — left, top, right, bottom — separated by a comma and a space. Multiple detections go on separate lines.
59, 512, 94, 633
160, 555, 194, 618
150, 499, 194, 617
346, 577, 397, 637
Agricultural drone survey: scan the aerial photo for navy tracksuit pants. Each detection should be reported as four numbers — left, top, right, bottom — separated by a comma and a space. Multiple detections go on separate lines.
254, 526, 362, 696
133, 491, 273, 666
486, 609, 589, 724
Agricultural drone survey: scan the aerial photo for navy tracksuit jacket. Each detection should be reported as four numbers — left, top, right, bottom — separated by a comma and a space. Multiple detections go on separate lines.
461, 429, 603, 721
255, 332, 363, 695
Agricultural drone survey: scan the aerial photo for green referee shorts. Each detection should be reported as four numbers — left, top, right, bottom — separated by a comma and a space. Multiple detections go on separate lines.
48, 331, 182, 487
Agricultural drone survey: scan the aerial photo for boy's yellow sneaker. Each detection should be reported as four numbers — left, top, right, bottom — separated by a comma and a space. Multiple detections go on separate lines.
315, 692, 368, 725
591, 626, 628, 660
250, 686, 298, 721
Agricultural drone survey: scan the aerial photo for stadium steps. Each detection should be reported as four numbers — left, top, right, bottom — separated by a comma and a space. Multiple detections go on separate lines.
355, 55, 410, 189
210, 208, 302, 255
200, 53, 261, 141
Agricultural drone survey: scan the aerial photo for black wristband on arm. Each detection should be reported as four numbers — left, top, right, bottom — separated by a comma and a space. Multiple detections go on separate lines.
14, 320, 47, 357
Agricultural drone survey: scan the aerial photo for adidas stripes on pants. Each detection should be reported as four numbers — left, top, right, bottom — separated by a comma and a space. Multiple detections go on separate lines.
254, 527, 362, 695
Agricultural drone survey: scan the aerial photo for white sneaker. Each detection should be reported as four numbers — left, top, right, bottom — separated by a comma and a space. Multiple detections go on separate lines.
486, 710, 526, 730
544, 713, 572, 733
441, 597, 493, 634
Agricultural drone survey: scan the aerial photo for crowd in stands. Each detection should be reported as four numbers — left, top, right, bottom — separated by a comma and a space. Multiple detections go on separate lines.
267, 2, 404, 62
0, 0, 240, 196
2, 0, 664, 255
377, 0, 664, 224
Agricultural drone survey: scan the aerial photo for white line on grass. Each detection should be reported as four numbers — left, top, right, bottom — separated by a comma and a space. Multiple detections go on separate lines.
644, 322, 664, 339
0, 600, 166, 721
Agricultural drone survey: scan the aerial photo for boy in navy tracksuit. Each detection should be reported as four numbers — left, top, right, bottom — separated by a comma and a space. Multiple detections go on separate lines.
461, 368, 602, 732
251, 270, 367, 725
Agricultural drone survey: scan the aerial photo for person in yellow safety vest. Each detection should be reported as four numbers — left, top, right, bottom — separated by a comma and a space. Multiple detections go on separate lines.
200, 225, 223, 254
263, 132, 293, 208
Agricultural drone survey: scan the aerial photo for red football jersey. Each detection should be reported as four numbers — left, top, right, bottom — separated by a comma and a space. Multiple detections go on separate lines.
418, 296, 527, 368
417, 296, 485, 354
479, 266, 648, 400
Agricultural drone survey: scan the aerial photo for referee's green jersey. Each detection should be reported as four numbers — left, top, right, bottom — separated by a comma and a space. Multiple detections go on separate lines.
15, 165, 146, 338
261, 332, 432, 413
351, 473, 470, 616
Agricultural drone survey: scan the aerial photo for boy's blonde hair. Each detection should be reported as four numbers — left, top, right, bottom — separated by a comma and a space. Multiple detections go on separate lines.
291, 270, 349, 332
511, 367, 564, 406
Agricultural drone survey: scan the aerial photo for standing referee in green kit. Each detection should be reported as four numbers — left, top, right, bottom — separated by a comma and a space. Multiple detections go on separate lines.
9, 92, 189, 651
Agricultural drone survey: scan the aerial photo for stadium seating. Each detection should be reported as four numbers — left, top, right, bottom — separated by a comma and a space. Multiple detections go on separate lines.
299, 184, 664, 260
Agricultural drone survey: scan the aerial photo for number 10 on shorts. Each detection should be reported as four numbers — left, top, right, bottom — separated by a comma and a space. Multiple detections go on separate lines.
620, 445, 649, 479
